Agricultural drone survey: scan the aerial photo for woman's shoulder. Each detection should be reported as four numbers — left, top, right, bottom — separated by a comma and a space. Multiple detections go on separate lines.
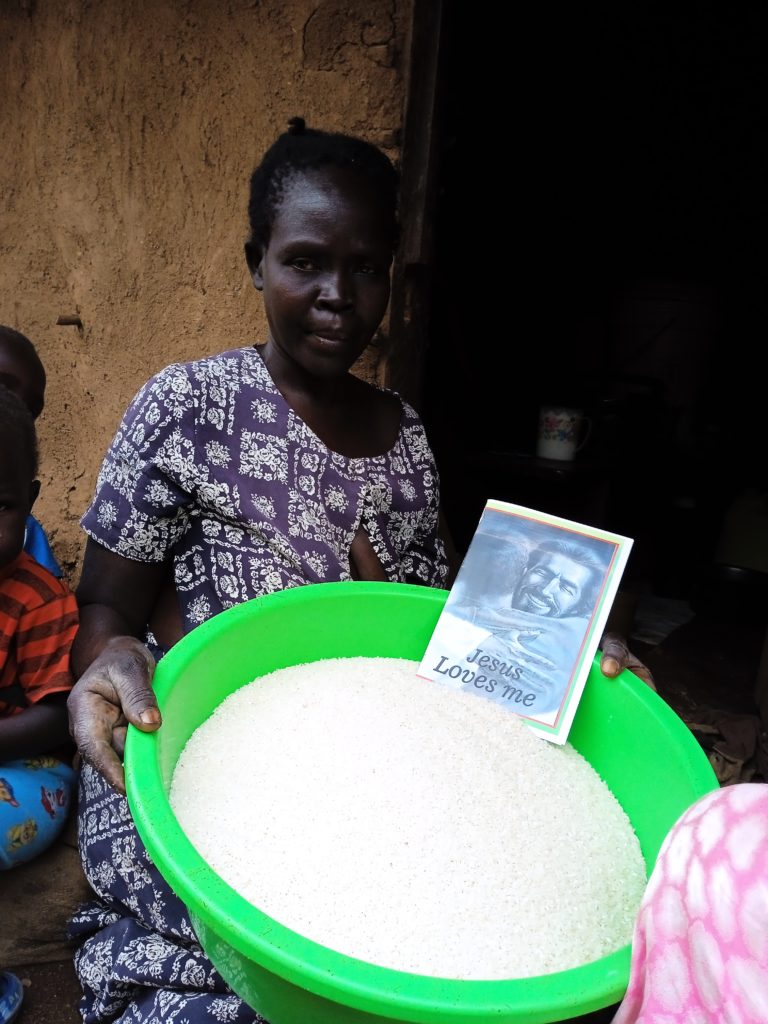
384, 387, 432, 440
354, 376, 425, 425
136, 346, 267, 402
349, 377, 436, 468
149, 346, 260, 383
347, 376, 413, 450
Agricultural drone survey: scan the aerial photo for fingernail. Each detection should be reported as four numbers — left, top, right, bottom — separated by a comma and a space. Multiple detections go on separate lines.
140, 708, 160, 725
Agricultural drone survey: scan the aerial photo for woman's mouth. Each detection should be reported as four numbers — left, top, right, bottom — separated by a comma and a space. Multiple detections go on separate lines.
308, 330, 351, 352
309, 328, 346, 342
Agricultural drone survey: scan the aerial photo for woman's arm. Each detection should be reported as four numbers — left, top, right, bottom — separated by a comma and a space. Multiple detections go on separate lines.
0, 693, 70, 762
68, 539, 169, 793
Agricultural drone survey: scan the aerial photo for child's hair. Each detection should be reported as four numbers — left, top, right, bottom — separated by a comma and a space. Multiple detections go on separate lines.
0, 326, 42, 367
247, 116, 400, 253
0, 325, 46, 419
0, 383, 39, 479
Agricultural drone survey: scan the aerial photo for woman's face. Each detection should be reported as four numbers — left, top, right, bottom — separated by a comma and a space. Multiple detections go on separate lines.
250, 167, 394, 381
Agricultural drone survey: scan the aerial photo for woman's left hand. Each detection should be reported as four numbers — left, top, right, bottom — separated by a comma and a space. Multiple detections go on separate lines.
598, 632, 657, 691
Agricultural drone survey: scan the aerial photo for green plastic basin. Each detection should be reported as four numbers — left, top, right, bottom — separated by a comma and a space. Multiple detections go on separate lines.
125, 580, 717, 1024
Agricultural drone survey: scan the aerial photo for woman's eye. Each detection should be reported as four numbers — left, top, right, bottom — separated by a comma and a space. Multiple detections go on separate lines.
290, 258, 317, 272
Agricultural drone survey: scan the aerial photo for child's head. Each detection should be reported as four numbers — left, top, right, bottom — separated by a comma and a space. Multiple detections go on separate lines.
0, 384, 40, 570
245, 117, 399, 259
0, 326, 46, 421
245, 118, 400, 377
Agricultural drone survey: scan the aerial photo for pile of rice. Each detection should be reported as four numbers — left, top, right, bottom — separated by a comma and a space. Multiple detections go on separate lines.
170, 656, 646, 980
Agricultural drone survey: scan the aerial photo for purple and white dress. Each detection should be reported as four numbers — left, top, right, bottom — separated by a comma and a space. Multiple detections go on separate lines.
70, 346, 448, 1023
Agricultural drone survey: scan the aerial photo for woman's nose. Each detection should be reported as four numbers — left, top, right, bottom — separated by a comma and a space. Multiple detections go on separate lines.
316, 270, 353, 309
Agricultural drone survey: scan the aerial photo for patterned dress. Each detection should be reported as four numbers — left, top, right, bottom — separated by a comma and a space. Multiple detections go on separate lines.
612, 783, 768, 1024
70, 346, 449, 1023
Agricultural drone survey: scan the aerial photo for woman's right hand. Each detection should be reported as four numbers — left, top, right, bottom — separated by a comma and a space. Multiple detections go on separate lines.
67, 636, 160, 794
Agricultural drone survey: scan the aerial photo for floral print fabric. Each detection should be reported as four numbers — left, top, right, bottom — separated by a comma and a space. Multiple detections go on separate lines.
612, 783, 768, 1024
81, 345, 448, 633
70, 763, 263, 1023
72, 346, 448, 1021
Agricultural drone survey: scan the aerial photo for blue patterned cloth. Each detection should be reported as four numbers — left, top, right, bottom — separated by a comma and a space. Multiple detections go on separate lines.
0, 757, 75, 869
69, 763, 264, 1023
0, 970, 23, 1023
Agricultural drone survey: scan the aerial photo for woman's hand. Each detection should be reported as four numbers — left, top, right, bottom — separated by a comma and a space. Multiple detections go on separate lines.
70, 540, 172, 793
598, 632, 657, 691
67, 636, 160, 794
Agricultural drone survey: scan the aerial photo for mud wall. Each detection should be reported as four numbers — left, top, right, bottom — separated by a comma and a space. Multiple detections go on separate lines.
0, 0, 410, 578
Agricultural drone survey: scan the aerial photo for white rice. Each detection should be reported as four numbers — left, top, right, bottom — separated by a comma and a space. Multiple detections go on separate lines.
170, 656, 646, 980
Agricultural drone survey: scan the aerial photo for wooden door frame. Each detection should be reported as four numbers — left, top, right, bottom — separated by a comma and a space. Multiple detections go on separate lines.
384, 0, 446, 409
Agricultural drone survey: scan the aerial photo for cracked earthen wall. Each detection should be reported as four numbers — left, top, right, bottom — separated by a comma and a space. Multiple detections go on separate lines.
0, 0, 411, 579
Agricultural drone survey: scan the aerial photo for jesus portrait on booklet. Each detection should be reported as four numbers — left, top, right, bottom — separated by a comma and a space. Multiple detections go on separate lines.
418, 500, 632, 743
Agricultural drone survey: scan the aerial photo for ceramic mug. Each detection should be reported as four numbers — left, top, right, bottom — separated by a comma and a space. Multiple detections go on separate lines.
536, 406, 592, 461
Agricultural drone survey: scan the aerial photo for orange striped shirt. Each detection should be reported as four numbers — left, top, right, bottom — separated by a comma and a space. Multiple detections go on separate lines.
0, 551, 79, 717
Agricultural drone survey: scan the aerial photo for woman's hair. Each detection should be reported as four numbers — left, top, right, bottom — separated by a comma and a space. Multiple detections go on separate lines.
246, 116, 400, 253
0, 383, 39, 479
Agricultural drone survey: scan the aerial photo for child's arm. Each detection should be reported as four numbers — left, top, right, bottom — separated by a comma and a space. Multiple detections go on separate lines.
0, 693, 70, 761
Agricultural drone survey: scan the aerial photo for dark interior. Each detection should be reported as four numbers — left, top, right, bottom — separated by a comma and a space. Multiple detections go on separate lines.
416, 15, 768, 1021
422, 6, 768, 614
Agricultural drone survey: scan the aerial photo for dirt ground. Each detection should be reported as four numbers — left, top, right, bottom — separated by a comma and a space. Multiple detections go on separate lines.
14, 961, 81, 1024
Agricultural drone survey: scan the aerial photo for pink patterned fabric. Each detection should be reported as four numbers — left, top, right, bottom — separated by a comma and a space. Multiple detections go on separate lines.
613, 782, 768, 1024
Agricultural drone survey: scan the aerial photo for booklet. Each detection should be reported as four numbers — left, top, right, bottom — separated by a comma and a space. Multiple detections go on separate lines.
418, 498, 633, 743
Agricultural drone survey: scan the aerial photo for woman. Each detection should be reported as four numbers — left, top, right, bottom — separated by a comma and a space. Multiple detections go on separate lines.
67, 118, 650, 1023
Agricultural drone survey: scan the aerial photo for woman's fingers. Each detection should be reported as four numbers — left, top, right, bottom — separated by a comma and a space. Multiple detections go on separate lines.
102, 638, 161, 729
112, 724, 128, 760
67, 682, 129, 790
599, 631, 657, 690
82, 734, 128, 794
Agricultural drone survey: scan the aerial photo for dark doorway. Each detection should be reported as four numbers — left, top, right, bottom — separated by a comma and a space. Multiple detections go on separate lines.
420, 6, 768, 602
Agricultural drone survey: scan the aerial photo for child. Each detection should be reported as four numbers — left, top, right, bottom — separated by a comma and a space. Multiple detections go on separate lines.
0, 383, 79, 869
0, 326, 62, 577
0, 384, 79, 1022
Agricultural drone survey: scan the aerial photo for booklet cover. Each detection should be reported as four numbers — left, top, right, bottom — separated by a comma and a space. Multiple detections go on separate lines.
418, 498, 633, 743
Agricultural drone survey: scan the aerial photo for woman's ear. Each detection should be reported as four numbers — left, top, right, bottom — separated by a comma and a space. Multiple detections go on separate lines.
29, 479, 41, 508
244, 242, 264, 292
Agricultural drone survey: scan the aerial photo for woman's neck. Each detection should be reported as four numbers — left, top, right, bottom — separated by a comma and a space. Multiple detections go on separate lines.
255, 341, 400, 458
